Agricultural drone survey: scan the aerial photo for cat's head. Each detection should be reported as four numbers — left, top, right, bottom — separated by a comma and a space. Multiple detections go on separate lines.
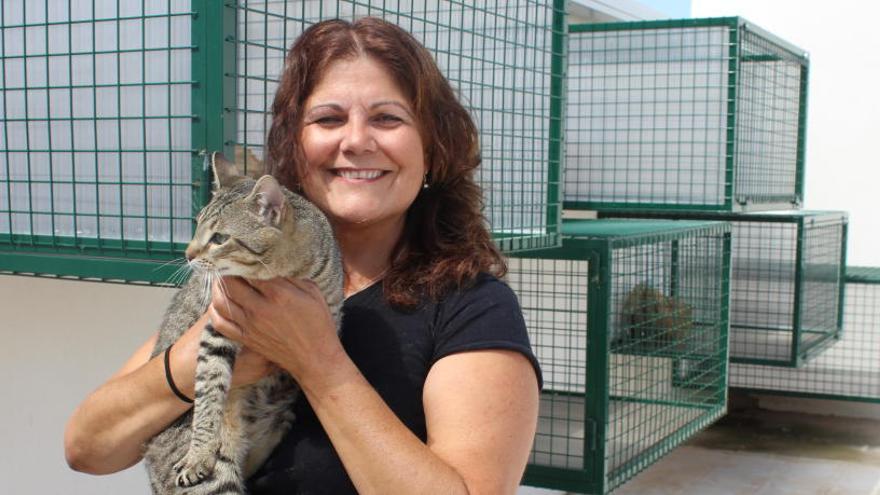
184, 151, 290, 280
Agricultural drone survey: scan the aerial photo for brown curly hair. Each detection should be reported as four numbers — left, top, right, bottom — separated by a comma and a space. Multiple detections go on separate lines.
266, 17, 505, 308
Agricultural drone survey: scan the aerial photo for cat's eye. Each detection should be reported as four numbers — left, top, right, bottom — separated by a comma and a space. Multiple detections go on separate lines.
209, 233, 229, 245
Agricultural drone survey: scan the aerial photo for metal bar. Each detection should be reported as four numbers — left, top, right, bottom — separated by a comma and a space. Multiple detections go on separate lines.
586, 248, 611, 493
0, 251, 182, 285
725, 22, 739, 210
790, 216, 806, 366
0, 11, 194, 30
545, 0, 565, 250
795, 61, 809, 205
837, 220, 849, 338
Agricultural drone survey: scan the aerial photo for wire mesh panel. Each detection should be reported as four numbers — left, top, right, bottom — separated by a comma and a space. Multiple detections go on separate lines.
602, 211, 848, 367
565, 17, 808, 212
730, 267, 880, 403
0, 1, 563, 284
0, 0, 197, 282
510, 218, 730, 494
229, 0, 565, 253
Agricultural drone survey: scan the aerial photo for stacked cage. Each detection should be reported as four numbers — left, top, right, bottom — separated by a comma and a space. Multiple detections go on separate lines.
565, 17, 849, 374
565, 17, 808, 213
509, 219, 731, 493
0, 0, 565, 283
605, 210, 848, 368
730, 266, 880, 402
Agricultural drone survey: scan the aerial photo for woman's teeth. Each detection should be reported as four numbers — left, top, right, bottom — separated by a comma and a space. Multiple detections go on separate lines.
336, 169, 384, 180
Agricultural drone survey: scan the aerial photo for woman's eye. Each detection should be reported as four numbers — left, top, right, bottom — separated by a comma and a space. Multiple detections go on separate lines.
209, 233, 229, 245
313, 116, 343, 126
374, 114, 403, 126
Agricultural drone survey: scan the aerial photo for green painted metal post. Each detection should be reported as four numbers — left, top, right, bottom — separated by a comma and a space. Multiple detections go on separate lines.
795, 61, 809, 206
191, 1, 237, 216
586, 248, 611, 494
726, 19, 739, 209
546, 0, 566, 251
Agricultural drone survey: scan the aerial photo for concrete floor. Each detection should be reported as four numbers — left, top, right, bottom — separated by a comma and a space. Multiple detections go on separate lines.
520, 396, 880, 495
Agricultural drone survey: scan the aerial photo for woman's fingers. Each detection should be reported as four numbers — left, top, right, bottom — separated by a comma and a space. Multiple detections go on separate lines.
210, 278, 250, 341
284, 276, 323, 300
208, 302, 244, 340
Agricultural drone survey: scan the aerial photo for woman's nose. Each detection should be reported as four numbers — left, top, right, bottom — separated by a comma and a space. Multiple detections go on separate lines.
339, 118, 377, 154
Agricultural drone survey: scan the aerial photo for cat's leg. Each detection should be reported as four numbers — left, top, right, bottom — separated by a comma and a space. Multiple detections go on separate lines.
241, 375, 299, 478
174, 394, 249, 494
174, 322, 241, 488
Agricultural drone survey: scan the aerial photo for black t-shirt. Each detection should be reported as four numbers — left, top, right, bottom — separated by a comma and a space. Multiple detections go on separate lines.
246, 273, 541, 494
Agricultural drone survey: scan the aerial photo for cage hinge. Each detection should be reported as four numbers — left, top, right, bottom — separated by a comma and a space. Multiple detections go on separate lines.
585, 417, 599, 451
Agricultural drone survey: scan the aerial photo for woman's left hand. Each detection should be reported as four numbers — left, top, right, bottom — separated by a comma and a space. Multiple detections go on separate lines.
208, 276, 343, 384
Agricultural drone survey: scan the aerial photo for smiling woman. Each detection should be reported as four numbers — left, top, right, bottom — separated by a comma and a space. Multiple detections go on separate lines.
64, 16, 541, 495
267, 18, 496, 308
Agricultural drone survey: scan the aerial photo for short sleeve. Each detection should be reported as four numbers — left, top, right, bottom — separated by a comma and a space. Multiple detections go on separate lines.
431, 274, 543, 389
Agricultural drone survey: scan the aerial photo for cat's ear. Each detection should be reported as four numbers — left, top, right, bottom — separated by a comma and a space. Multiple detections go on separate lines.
210, 152, 246, 190
233, 145, 265, 180
249, 175, 286, 227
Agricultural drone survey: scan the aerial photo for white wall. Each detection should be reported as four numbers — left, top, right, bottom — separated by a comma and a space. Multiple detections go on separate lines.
1, 275, 174, 494
692, 0, 880, 266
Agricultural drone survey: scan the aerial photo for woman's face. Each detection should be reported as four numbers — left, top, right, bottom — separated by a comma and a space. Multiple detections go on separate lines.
299, 56, 426, 233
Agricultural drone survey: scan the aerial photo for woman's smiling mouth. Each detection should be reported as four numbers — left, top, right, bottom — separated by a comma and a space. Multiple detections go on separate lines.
332, 168, 388, 180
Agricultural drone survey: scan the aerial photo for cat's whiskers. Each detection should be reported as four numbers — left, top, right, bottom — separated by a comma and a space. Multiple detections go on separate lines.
154, 257, 186, 271
256, 258, 277, 279
213, 271, 235, 317
154, 257, 190, 287
200, 270, 214, 309
168, 262, 192, 288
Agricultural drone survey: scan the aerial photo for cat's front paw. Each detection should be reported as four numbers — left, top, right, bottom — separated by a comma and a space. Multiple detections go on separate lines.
174, 450, 218, 487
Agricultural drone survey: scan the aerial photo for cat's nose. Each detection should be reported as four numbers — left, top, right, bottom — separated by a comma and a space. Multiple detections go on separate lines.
184, 247, 197, 262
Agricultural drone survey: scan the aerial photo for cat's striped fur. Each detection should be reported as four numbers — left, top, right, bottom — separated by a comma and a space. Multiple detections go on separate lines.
143, 152, 343, 494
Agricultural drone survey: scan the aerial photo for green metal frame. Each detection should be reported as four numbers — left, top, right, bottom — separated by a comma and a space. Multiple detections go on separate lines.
601, 211, 848, 368
730, 266, 880, 404
191, 0, 237, 209
564, 17, 808, 213
0, 1, 564, 284
512, 218, 730, 494
0, 2, 199, 284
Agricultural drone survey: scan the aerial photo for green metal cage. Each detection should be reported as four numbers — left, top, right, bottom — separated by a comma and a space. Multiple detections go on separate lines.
0, 0, 564, 284
0, 1, 196, 283
729, 266, 880, 403
602, 211, 848, 368
508, 218, 730, 494
565, 17, 808, 213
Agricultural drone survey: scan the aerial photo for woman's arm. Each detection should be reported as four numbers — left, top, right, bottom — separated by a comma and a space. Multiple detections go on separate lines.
63, 312, 272, 474
63, 324, 195, 474
306, 348, 538, 494
210, 276, 539, 494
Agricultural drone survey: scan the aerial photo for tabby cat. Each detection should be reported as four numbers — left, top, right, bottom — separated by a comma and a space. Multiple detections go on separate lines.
143, 151, 344, 494
619, 282, 693, 349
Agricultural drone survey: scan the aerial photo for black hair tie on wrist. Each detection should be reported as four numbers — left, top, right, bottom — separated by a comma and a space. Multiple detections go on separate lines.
164, 345, 194, 404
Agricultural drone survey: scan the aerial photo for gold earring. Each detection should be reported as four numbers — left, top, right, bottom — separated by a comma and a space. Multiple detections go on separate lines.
422, 172, 430, 189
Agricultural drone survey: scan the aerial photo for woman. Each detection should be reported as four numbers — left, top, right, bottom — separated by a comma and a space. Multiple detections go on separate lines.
65, 17, 541, 494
